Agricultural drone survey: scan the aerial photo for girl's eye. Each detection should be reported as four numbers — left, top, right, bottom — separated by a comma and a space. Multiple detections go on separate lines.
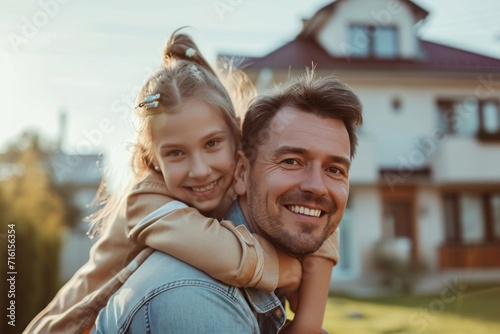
167, 150, 183, 157
206, 140, 220, 148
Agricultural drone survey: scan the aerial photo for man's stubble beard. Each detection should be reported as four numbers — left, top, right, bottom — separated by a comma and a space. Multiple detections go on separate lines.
246, 173, 341, 257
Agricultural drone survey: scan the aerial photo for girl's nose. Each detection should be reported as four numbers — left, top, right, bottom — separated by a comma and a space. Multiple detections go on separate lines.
188, 154, 212, 179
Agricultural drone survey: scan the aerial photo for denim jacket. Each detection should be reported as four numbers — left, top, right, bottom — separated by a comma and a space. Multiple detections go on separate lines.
92, 202, 286, 334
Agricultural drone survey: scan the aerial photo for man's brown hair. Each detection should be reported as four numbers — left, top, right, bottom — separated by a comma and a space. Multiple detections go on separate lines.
242, 73, 363, 162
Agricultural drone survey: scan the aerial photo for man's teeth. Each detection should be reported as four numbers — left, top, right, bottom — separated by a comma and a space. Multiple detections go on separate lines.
192, 181, 217, 192
288, 205, 321, 217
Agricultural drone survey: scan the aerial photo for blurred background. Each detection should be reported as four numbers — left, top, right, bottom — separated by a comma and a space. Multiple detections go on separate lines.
1, 0, 500, 333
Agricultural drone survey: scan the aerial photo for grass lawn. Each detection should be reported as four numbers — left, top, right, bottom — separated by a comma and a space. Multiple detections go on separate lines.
292, 284, 500, 333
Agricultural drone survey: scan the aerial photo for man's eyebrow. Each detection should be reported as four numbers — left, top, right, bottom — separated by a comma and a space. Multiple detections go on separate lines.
272, 146, 307, 157
273, 145, 351, 169
327, 155, 351, 170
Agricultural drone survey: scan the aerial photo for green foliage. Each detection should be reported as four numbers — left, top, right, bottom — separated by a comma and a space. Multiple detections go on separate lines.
0, 130, 81, 228
0, 134, 65, 333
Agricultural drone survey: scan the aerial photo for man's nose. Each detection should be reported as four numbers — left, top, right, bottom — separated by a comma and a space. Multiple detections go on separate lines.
299, 164, 328, 196
188, 153, 212, 179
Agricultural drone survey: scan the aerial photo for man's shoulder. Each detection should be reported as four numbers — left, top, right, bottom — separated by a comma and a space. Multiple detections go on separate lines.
127, 250, 226, 291
96, 251, 256, 333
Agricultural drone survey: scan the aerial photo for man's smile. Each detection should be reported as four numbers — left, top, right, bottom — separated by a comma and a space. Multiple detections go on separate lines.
286, 205, 322, 217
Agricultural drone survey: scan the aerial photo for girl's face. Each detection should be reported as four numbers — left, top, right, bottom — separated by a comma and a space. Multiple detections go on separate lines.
151, 99, 237, 215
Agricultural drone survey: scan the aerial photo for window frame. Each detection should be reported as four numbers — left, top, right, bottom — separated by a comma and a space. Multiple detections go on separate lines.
348, 24, 399, 59
443, 191, 500, 245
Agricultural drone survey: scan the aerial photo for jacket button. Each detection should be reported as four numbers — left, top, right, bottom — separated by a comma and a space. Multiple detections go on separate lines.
275, 308, 283, 318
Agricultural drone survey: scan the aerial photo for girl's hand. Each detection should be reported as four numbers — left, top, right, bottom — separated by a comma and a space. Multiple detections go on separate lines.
284, 288, 299, 313
276, 249, 301, 292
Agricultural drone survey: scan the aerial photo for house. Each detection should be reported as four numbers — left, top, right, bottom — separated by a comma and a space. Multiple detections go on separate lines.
222, 0, 500, 294
52, 151, 102, 280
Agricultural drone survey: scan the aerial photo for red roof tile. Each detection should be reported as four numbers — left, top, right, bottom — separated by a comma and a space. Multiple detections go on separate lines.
222, 37, 500, 73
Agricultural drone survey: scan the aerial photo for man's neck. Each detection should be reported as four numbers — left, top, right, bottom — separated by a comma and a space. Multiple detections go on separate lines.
237, 196, 258, 233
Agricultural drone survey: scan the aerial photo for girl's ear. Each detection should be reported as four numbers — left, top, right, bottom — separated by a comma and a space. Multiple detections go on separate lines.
151, 158, 160, 172
150, 150, 162, 173
233, 151, 249, 196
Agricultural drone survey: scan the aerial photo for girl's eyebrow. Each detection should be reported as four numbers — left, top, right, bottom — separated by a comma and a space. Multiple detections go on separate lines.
158, 130, 227, 150
273, 145, 351, 169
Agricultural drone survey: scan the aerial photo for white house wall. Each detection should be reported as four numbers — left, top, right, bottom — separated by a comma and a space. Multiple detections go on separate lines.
317, 0, 420, 59
331, 186, 381, 283
431, 137, 500, 182
349, 137, 378, 183
354, 186, 381, 274
349, 83, 436, 168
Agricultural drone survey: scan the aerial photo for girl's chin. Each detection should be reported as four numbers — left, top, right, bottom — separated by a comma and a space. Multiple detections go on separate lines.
191, 199, 219, 212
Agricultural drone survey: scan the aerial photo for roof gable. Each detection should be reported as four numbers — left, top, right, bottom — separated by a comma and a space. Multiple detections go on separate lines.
300, 0, 428, 39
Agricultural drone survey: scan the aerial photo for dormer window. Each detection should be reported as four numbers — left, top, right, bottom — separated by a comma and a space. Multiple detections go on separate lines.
348, 24, 398, 58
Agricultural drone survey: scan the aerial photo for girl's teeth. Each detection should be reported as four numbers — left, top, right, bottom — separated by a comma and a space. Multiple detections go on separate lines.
192, 181, 216, 192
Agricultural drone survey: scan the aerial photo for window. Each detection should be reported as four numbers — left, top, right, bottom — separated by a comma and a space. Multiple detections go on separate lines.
443, 192, 500, 244
437, 99, 478, 135
459, 195, 485, 243
437, 98, 500, 140
375, 27, 398, 58
480, 101, 500, 134
348, 25, 398, 58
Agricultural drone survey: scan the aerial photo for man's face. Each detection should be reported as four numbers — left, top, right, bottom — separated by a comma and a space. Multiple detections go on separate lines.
236, 106, 351, 256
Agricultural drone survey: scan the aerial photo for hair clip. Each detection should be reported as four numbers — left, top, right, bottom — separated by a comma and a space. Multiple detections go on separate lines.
189, 64, 203, 80
186, 48, 196, 58
136, 93, 160, 109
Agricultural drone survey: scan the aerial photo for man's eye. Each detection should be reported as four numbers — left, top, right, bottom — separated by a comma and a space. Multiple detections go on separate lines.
167, 150, 183, 157
327, 166, 342, 174
282, 159, 298, 165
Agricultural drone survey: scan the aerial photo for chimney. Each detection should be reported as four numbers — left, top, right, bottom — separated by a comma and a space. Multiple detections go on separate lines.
58, 109, 67, 152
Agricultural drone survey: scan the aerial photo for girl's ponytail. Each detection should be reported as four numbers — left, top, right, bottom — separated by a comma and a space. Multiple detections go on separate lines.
163, 29, 216, 77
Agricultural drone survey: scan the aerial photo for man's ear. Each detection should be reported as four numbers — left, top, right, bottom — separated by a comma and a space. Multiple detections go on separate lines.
233, 150, 249, 196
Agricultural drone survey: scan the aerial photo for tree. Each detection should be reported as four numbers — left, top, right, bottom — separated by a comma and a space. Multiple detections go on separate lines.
0, 131, 83, 228
0, 131, 65, 333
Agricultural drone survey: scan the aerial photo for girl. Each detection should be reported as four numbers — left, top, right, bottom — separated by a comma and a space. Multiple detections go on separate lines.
24, 30, 338, 334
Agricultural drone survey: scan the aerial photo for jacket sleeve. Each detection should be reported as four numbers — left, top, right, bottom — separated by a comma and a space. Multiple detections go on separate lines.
127, 171, 279, 292
130, 207, 279, 292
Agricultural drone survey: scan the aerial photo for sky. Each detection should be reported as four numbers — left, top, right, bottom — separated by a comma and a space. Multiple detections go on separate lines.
1, 0, 499, 188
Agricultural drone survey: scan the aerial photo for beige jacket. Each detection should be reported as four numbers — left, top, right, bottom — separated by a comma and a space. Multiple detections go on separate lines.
24, 171, 339, 333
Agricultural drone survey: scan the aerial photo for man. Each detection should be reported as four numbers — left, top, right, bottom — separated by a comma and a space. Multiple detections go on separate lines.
92, 73, 363, 333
